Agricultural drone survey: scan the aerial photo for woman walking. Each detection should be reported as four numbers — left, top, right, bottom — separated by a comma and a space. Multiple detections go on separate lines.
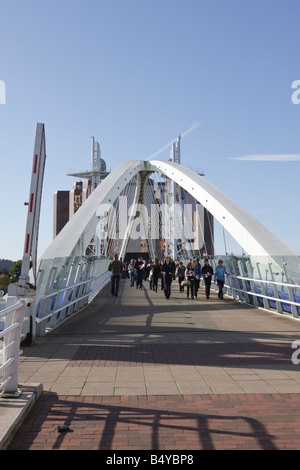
177, 261, 186, 292
185, 262, 195, 299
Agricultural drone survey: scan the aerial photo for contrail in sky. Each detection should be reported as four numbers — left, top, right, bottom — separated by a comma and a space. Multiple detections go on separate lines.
147, 122, 201, 160
181, 122, 202, 138
230, 154, 300, 161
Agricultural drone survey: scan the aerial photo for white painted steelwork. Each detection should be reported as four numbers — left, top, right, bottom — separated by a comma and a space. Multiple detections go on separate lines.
35, 256, 110, 336
32, 158, 299, 339
199, 256, 300, 318
0, 297, 31, 396
39, 159, 295, 262
7, 124, 46, 344
150, 160, 295, 258
21, 124, 46, 284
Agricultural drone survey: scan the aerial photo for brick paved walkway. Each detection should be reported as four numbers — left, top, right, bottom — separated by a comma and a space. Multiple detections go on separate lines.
8, 392, 300, 450
7, 279, 300, 450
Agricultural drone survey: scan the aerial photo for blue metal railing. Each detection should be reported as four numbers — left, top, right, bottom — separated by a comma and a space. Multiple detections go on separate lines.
34, 255, 111, 336
207, 255, 300, 318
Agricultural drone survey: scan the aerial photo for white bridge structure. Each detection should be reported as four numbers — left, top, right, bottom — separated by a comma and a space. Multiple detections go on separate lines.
1, 123, 300, 396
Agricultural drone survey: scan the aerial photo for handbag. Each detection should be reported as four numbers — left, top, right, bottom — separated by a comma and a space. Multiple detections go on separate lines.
181, 279, 191, 287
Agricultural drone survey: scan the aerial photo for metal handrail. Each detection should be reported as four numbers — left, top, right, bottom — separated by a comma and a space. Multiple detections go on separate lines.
232, 275, 298, 289
35, 267, 110, 335
215, 273, 300, 317
0, 300, 25, 319
221, 281, 300, 307
36, 291, 91, 325
40, 276, 95, 301
0, 297, 32, 397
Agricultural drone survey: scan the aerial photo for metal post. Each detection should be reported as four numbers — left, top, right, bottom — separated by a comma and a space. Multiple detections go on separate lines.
20, 123, 46, 286
1, 297, 28, 397
256, 262, 269, 310
282, 262, 298, 318
246, 261, 259, 307
268, 262, 283, 314
238, 260, 250, 303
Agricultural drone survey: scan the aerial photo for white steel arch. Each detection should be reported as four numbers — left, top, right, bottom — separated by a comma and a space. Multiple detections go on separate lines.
39, 159, 295, 263
40, 161, 149, 260
149, 160, 295, 257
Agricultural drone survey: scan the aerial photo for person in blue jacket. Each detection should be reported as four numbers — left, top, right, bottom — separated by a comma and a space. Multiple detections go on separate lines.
214, 259, 229, 299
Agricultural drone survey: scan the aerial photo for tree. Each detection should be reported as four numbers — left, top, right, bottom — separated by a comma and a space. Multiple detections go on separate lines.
0, 259, 13, 272
0, 273, 10, 293
9, 260, 22, 282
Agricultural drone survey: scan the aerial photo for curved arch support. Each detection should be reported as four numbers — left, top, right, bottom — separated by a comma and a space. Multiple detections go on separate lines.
149, 160, 295, 257
40, 159, 295, 263
40, 160, 148, 260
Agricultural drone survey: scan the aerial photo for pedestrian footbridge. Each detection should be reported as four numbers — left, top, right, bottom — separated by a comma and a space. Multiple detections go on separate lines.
1, 123, 300, 400
5, 278, 300, 450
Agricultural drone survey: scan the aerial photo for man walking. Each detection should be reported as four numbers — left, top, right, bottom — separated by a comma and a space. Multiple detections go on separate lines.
201, 259, 214, 299
108, 254, 123, 297
151, 259, 161, 293
161, 257, 173, 299
193, 258, 201, 299
135, 257, 145, 290
214, 259, 228, 299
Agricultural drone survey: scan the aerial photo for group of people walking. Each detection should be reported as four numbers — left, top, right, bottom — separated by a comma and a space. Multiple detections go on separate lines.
128, 256, 174, 297
177, 258, 227, 300
108, 254, 229, 301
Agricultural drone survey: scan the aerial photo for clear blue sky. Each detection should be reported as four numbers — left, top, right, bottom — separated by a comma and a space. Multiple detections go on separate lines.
1, 0, 299, 261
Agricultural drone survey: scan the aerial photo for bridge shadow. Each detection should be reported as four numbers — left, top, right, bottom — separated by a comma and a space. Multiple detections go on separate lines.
8, 392, 277, 450
22, 280, 300, 372
12, 280, 300, 450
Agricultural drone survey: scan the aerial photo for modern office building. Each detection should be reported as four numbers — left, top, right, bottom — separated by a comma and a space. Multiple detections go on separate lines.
53, 190, 69, 238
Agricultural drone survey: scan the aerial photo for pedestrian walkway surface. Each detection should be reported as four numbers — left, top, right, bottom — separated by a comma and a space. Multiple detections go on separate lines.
4, 279, 300, 450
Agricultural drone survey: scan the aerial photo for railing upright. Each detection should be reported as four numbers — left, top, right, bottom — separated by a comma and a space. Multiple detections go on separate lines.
246, 260, 259, 307
268, 262, 283, 314
255, 262, 270, 310
282, 263, 298, 318
0, 296, 31, 397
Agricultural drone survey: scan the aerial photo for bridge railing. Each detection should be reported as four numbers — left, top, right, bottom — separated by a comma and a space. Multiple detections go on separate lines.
0, 296, 32, 397
26, 253, 300, 338
205, 254, 300, 318
34, 255, 111, 336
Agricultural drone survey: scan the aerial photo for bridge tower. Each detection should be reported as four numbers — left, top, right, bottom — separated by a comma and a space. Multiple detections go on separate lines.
167, 135, 193, 260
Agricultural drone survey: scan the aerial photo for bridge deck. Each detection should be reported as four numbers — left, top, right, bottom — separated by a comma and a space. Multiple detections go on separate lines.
7, 279, 300, 450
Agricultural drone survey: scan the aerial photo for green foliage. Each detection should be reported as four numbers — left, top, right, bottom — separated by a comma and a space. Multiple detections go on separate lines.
9, 260, 22, 281
0, 273, 10, 293
0, 258, 13, 273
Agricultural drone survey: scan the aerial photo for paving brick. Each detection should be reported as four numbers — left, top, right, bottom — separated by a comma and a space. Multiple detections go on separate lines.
7, 392, 300, 450
6, 282, 300, 450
